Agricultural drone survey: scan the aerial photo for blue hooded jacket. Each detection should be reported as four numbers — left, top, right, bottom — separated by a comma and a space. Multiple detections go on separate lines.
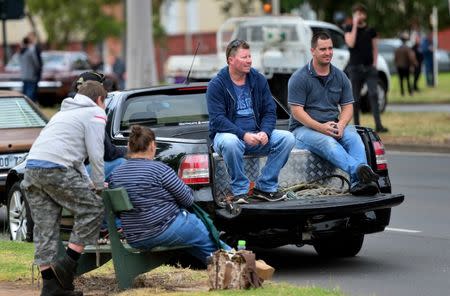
206, 66, 277, 141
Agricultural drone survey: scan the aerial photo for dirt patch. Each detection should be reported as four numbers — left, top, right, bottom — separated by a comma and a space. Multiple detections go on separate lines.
0, 267, 209, 296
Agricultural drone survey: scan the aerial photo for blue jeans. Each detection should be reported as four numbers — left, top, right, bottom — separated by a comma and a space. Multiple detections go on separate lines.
130, 210, 231, 265
292, 125, 367, 184
23, 80, 38, 102
213, 130, 295, 195
86, 157, 126, 228
86, 158, 127, 181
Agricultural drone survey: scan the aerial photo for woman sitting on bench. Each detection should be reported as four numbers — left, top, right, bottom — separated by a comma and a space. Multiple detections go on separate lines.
108, 125, 229, 265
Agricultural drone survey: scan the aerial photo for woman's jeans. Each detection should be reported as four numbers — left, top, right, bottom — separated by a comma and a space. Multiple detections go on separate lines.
292, 125, 367, 184
213, 130, 295, 195
130, 210, 230, 265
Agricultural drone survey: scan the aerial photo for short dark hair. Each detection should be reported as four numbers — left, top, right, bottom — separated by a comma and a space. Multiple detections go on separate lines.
311, 31, 332, 48
225, 39, 250, 63
128, 125, 156, 154
352, 3, 367, 13
77, 80, 107, 103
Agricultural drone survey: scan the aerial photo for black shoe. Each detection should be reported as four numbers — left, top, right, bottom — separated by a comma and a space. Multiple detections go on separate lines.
376, 127, 389, 133
356, 164, 379, 184
253, 188, 286, 202
41, 278, 83, 296
350, 181, 379, 196
51, 254, 78, 290
233, 194, 250, 204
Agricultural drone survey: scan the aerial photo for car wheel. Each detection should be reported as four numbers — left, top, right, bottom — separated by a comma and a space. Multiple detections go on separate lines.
313, 233, 364, 258
7, 182, 33, 242
360, 78, 387, 114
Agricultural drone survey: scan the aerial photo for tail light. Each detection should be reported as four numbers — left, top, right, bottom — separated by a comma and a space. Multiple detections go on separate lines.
178, 154, 210, 184
372, 141, 387, 171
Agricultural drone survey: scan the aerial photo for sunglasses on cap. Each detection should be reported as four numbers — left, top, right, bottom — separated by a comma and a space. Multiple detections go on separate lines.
226, 39, 249, 59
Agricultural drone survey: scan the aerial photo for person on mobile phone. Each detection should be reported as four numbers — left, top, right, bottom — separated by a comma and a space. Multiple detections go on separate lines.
344, 3, 388, 133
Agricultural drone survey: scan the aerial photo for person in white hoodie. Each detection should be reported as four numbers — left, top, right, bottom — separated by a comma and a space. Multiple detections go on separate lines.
21, 81, 107, 296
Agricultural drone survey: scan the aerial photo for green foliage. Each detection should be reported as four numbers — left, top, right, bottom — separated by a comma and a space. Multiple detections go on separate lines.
27, 0, 123, 48
217, 0, 258, 17
221, 0, 450, 37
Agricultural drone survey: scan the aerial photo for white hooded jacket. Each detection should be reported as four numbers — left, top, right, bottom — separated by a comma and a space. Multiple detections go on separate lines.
28, 94, 106, 188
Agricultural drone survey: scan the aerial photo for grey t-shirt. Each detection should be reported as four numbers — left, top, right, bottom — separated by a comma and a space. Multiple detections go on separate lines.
287, 61, 354, 131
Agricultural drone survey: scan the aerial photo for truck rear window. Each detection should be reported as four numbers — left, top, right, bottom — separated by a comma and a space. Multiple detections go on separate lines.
120, 93, 209, 129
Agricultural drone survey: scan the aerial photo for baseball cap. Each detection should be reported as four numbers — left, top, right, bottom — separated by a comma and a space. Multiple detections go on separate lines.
76, 71, 105, 87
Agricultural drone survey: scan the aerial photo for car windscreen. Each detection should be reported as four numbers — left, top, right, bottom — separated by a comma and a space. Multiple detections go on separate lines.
120, 92, 209, 130
0, 97, 47, 128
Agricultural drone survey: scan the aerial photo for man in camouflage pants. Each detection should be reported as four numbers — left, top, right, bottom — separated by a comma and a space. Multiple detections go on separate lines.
22, 81, 107, 296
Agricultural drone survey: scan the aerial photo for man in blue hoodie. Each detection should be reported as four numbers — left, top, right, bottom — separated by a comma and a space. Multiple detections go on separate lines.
206, 39, 295, 203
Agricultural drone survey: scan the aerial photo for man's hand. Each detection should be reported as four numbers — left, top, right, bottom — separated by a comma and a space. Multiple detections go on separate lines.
256, 131, 269, 145
335, 122, 345, 139
321, 121, 340, 138
243, 132, 261, 146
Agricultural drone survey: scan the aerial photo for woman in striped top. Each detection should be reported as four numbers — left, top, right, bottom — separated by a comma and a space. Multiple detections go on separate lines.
108, 125, 226, 265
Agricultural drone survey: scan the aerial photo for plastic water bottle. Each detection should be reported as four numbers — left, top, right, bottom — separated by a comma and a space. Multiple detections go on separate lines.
237, 240, 246, 251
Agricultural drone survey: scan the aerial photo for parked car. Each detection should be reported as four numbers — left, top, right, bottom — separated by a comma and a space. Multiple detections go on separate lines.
0, 91, 48, 240
0, 51, 118, 106
378, 38, 450, 74
5, 83, 404, 259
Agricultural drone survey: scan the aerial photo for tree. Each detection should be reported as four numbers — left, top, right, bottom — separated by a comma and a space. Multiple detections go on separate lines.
27, 0, 122, 48
217, 0, 450, 37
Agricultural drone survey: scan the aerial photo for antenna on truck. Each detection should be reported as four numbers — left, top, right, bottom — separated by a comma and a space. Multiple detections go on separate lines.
184, 42, 200, 85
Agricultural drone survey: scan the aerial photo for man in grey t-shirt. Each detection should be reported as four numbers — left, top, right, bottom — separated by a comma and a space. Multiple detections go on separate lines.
288, 31, 379, 196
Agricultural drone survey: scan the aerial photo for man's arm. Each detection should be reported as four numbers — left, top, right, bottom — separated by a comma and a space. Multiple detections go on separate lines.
85, 111, 106, 189
372, 37, 378, 67
206, 80, 246, 139
344, 15, 359, 48
290, 104, 339, 138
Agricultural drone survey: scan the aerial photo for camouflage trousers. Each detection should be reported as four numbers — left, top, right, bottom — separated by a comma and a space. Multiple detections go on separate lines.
21, 167, 104, 266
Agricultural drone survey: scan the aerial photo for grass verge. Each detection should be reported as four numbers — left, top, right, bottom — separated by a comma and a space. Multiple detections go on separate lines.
0, 240, 344, 296
389, 72, 450, 104
360, 112, 450, 146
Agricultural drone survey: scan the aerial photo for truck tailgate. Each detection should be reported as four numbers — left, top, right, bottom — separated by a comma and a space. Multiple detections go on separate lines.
217, 193, 404, 219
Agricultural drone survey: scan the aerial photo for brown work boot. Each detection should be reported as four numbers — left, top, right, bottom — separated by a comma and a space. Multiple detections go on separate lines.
50, 254, 78, 290
41, 278, 83, 296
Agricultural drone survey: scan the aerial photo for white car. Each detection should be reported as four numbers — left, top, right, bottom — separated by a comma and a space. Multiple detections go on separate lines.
304, 20, 391, 113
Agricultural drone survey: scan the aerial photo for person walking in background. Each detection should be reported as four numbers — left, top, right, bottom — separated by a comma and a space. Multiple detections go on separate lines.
19, 36, 40, 102
27, 31, 43, 82
105, 53, 126, 90
421, 32, 434, 87
411, 35, 424, 92
344, 3, 388, 133
22, 81, 107, 295
394, 33, 417, 96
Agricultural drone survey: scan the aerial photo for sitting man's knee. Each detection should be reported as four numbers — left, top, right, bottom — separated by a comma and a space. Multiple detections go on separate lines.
216, 133, 240, 146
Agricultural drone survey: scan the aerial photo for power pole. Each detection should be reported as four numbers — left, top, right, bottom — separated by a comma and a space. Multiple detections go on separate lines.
126, 0, 158, 89
430, 6, 438, 86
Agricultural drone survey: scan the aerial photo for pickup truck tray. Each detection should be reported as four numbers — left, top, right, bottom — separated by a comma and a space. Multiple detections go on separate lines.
213, 148, 348, 204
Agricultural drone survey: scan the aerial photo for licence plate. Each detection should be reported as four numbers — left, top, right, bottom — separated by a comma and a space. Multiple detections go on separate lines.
0, 153, 26, 169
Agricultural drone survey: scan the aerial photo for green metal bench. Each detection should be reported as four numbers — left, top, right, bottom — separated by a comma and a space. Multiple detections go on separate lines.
60, 187, 188, 290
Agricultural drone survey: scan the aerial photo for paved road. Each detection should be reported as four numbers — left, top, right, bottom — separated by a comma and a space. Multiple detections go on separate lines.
257, 151, 450, 296
387, 103, 450, 113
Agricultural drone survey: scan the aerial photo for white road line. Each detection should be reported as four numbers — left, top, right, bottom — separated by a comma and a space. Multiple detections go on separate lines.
386, 227, 422, 233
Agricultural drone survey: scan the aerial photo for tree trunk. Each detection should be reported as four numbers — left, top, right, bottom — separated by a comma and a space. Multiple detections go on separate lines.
126, 0, 157, 89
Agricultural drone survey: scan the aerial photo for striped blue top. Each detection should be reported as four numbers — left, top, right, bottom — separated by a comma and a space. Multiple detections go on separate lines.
108, 158, 194, 244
